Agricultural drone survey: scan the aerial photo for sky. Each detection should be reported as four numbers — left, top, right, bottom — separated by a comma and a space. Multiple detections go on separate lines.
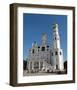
23, 13, 67, 61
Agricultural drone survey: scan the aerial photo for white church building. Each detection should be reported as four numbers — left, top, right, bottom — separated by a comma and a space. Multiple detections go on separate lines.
27, 24, 64, 73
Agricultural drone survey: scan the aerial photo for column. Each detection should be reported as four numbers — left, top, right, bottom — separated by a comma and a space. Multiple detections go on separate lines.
39, 61, 40, 70
43, 60, 45, 69
32, 61, 34, 70
28, 61, 30, 71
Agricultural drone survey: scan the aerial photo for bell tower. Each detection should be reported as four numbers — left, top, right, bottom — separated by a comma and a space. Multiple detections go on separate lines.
51, 24, 64, 71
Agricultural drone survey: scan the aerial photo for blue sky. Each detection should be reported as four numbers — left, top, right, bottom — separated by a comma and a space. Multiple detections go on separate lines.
23, 13, 67, 61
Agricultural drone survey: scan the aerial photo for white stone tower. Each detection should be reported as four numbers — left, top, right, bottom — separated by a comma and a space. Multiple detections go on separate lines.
51, 24, 64, 71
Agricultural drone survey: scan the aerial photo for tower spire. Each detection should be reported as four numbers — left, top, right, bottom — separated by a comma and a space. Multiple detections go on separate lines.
52, 23, 60, 49
53, 24, 59, 32
41, 33, 47, 45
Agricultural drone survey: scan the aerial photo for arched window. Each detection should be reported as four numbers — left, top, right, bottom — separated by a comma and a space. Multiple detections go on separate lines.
55, 51, 58, 55
60, 52, 61, 55
56, 65, 58, 69
52, 53, 53, 56
41, 47, 45, 51
47, 45, 49, 48
38, 46, 40, 48
32, 49, 34, 53
47, 49, 49, 51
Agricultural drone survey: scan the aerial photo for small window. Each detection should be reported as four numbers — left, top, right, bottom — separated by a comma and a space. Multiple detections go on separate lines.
47, 46, 49, 48
55, 37, 56, 40
56, 65, 58, 69
55, 51, 58, 55
41, 47, 45, 51
38, 46, 40, 48
32, 49, 34, 53
52, 53, 53, 56
47, 49, 49, 51
60, 52, 61, 55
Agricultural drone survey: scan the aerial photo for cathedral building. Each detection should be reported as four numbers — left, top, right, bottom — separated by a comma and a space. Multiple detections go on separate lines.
27, 24, 64, 73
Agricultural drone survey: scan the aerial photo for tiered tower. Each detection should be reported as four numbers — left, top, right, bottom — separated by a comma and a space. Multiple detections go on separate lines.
51, 24, 64, 70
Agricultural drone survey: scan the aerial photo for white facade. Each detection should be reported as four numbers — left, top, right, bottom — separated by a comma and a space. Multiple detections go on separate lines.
27, 24, 64, 73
